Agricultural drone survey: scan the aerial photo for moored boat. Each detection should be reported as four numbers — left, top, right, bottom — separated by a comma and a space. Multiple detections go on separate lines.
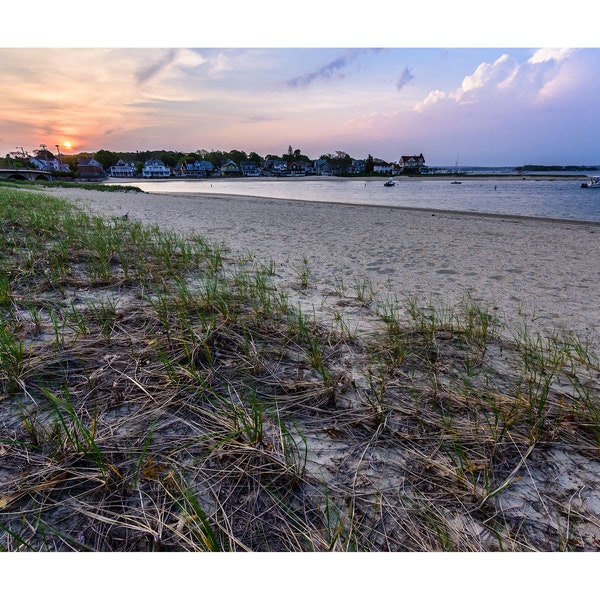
384, 179, 396, 187
581, 176, 600, 188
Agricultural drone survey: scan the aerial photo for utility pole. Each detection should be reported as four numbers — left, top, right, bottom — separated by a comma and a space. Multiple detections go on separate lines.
55, 144, 62, 171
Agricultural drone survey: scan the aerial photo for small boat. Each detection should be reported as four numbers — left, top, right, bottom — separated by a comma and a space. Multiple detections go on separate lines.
450, 180, 462, 184
581, 176, 600, 188
384, 179, 396, 187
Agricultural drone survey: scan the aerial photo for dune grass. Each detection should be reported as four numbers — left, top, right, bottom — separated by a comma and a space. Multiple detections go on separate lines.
0, 178, 143, 194
1, 187, 599, 551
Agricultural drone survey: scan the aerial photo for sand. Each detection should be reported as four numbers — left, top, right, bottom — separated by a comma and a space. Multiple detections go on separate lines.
43, 185, 600, 341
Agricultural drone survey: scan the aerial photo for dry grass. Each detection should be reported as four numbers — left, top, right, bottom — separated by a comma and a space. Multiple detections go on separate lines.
1, 186, 600, 551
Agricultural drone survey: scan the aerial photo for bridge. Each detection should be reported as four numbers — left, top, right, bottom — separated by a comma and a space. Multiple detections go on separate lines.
0, 167, 53, 181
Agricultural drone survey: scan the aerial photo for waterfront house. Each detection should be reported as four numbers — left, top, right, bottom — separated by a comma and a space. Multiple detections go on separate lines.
313, 158, 331, 176
142, 158, 171, 178
30, 155, 70, 173
109, 159, 137, 177
264, 159, 288, 176
78, 157, 104, 180
399, 153, 426, 174
181, 158, 213, 177
348, 159, 366, 175
287, 161, 306, 176
197, 160, 214, 176
373, 162, 393, 175
240, 160, 261, 177
220, 159, 240, 176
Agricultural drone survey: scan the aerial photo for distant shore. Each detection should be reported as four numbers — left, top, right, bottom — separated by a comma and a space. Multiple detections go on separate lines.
41, 185, 600, 342
104, 172, 589, 185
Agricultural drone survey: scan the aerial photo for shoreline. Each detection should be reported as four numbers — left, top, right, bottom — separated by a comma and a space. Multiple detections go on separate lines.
107, 173, 590, 183
160, 189, 600, 228
40, 185, 600, 341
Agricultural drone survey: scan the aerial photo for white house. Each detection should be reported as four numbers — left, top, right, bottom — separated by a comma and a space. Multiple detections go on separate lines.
373, 163, 393, 175
399, 154, 426, 173
29, 155, 70, 172
109, 160, 137, 177
142, 158, 171, 178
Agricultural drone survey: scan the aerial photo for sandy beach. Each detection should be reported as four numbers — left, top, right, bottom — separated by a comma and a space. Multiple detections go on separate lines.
44, 185, 600, 341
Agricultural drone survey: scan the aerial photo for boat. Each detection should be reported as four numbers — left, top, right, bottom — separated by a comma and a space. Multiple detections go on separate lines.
384, 179, 396, 187
450, 180, 462, 184
581, 176, 600, 188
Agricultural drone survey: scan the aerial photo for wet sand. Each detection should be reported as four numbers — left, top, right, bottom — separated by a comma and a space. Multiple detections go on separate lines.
43, 186, 600, 341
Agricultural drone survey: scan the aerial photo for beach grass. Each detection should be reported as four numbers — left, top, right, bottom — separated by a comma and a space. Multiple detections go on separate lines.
1, 186, 600, 551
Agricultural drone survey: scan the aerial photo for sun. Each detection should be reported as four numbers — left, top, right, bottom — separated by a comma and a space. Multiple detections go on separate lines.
63, 141, 73, 150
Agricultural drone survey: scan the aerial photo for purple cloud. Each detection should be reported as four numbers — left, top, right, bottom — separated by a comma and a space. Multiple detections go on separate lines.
396, 67, 414, 91
135, 49, 177, 84
286, 49, 376, 88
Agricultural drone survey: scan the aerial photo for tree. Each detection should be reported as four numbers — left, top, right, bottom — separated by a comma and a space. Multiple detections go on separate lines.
248, 151, 264, 165
61, 155, 79, 173
365, 154, 374, 174
155, 150, 184, 167
325, 150, 353, 175
227, 149, 248, 165
94, 149, 120, 170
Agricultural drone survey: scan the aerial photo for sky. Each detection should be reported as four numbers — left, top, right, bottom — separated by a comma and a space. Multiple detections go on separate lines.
2, 3, 600, 167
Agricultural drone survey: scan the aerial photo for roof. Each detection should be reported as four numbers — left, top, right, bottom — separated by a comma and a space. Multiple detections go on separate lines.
78, 158, 102, 167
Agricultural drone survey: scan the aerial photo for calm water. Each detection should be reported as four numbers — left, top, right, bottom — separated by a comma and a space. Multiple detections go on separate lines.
108, 177, 600, 223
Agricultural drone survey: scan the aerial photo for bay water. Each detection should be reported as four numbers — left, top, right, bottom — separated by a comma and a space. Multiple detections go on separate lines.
107, 176, 600, 223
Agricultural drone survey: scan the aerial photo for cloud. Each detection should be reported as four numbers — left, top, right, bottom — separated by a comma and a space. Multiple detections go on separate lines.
396, 67, 414, 91
528, 48, 573, 64
348, 48, 600, 165
286, 49, 372, 89
245, 115, 283, 123
413, 50, 571, 111
135, 48, 206, 85
455, 54, 518, 99
135, 49, 178, 84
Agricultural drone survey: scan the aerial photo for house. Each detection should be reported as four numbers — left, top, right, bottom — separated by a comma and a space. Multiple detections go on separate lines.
181, 158, 213, 177
220, 160, 240, 176
78, 157, 104, 180
399, 153, 426, 174
109, 159, 137, 178
240, 160, 261, 177
197, 160, 214, 176
142, 158, 171, 178
313, 158, 330, 176
30, 155, 70, 173
348, 159, 366, 175
263, 159, 288, 176
287, 161, 306, 176
373, 162, 393, 175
